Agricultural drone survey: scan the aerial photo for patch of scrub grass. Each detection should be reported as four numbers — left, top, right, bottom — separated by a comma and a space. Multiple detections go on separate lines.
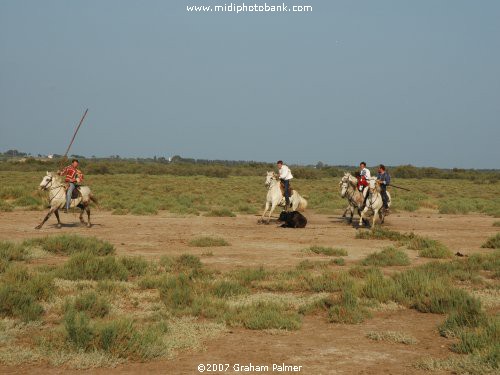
333, 258, 345, 266
56, 252, 129, 281
0, 241, 28, 262
328, 286, 371, 324
229, 302, 302, 330
366, 331, 417, 345
231, 266, 267, 286
356, 227, 406, 241
304, 246, 347, 256
451, 317, 499, 355
0, 285, 44, 322
407, 236, 452, 258
66, 292, 110, 318
174, 254, 203, 271
493, 221, 500, 227
201, 251, 213, 257
361, 270, 400, 303
188, 236, 229, 247
419, 245, 453, 259
204, 208, 236, 217
119, 256, 149, 277
481, 233, 500, 249
414, 354, 498, 375
361, 247, 410, 267
24, 235, 115, 256
356, 228, 452, 259
212, 280, 248, 298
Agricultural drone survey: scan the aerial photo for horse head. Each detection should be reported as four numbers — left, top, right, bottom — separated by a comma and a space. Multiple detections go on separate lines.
39, 172, 55, 190
368, 177, 379, 192
265, 171, 274, 187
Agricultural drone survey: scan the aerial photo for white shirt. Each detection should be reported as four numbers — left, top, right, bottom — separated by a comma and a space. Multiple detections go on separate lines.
360, 167, 371, 179
279, 165, 293, 180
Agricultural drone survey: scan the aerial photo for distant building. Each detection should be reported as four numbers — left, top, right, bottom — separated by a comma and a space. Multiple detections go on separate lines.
48, 154, 54, 159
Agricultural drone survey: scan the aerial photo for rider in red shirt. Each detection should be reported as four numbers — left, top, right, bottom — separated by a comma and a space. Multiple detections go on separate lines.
59, 159, 84, 213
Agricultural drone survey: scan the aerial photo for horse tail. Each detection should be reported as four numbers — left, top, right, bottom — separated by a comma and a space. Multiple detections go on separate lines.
89, 194, 100, 209
297, 196, 308, 211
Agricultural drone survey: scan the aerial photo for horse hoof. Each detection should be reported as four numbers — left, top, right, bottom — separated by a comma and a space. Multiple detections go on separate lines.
34, 225, 41, 230
57, 224, 62, 229
87, 223, 92, 228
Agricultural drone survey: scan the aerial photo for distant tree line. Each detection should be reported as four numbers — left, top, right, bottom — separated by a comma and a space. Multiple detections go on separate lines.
0, 154, 498, 181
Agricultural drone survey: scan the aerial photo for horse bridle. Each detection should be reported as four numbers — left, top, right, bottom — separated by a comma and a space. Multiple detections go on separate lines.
41, 175, 66, 204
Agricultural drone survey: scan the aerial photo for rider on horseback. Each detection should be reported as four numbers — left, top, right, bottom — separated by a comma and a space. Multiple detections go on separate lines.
59, 159, 84, 213
358, 162, 371, 209
376, 164, 391, 214
277, 160, 293, 210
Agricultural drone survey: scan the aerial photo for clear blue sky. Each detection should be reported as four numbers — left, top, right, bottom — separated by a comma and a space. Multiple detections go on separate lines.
0, 1, 499, 168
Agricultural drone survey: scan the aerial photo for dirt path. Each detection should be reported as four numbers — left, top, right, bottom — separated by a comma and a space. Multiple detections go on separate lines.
0, 210, 497, 374
0, 210, 496, 269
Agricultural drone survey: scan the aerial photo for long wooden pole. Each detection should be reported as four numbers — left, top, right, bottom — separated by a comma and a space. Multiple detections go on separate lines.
63, 108, 88, 159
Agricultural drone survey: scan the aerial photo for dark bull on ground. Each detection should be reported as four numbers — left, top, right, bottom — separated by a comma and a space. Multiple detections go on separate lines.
278, 211, 307, 228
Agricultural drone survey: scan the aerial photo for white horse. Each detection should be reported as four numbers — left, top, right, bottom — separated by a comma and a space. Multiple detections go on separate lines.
259, 171, 307, 224
339, 172, 364, 223
359, 177, 391, 228
35, 172, 98, 229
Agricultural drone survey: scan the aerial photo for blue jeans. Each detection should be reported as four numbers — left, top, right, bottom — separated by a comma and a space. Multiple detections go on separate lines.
282, 179, 290, 204
66, 183, 76, 210
380, 184, 389, 208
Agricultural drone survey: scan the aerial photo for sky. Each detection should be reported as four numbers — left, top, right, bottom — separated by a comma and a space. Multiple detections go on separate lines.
0, 0, 499, 168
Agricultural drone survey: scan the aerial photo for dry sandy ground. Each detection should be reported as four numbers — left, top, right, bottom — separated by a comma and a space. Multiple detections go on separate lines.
0, 209, 497, 374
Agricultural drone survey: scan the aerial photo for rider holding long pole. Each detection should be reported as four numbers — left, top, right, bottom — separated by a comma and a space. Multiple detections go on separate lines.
59, 159, 84, 213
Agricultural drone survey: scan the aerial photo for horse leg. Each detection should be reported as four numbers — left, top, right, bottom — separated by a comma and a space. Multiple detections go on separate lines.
267, 202, 278, 224
372, 209, 378, 229
85, 206, 91, 228
79, 206, 86, 225
349, 205, 354, 223
35, 207, 56, 229
342, 205, 349, 218
260, 202, 270, 224
379, 209, 385, 224
54, 209, 62, 228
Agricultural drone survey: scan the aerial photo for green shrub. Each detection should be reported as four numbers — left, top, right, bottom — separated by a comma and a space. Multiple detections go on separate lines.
481, 233, 500, 249
188, 236, 229, 247
230, 302, 302, 330
175, 254, 202, 271
361, 247, 410, 266
0, 284, 44, 321
333, 258, 345, 266
305, 246, 347, 256
0, 241, 27, 261
68, 291, 110, 318
406, 236, 452, 258
439, 295, 487, 336
212, 280, 248, 298
328, 287, 370, 324
356, 228, 405, 241
159, 274, 194, 310
231, 266, 267, 286
419, 246, 453, 259
362, 270, 400, 303
119, 256, 149, 276
57, 252, 129, 281
64, 309, 94, 349
25, 235, 114, 256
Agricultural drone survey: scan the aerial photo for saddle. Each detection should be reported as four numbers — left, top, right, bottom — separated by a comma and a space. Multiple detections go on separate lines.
280, 181, 293, 197
65, 185, 83, 199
